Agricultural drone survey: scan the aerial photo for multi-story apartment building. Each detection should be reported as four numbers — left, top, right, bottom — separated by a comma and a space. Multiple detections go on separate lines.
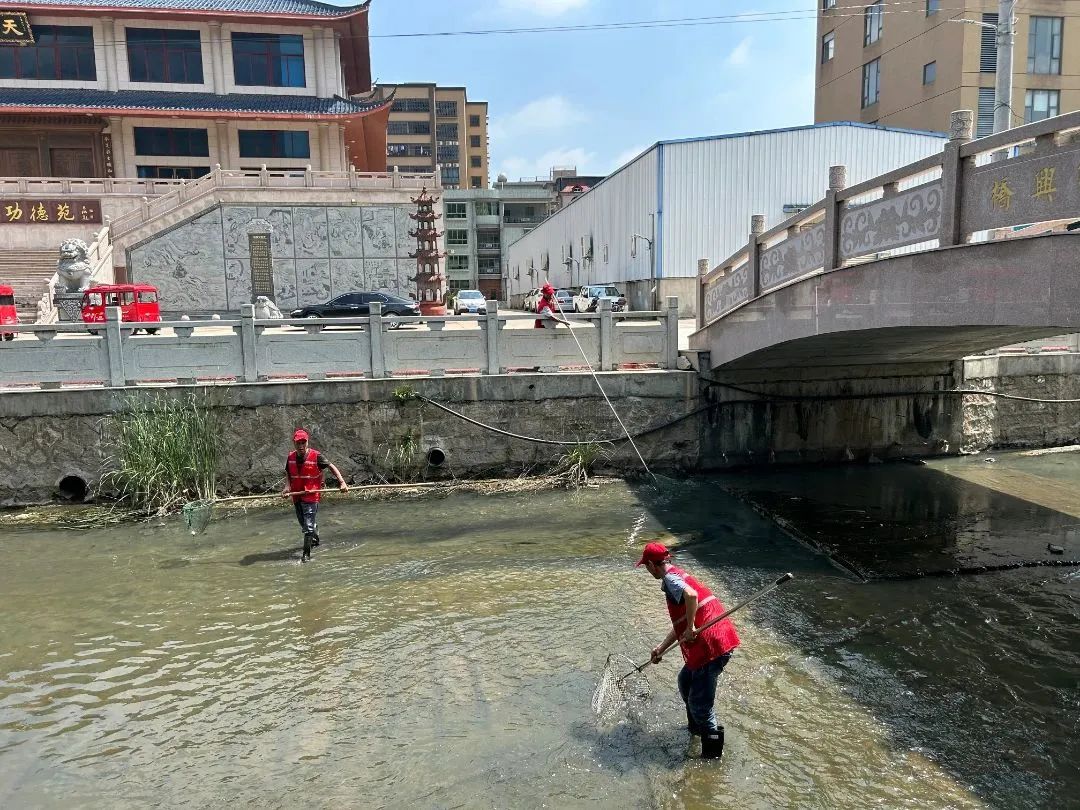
0, 0, 391, 178
374, 83, 488, 189
815, 1, 1078, 135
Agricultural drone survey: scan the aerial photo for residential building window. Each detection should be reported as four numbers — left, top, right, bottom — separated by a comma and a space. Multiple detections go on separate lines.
922, 61, 936, 85
470, 155, 482, 168
231, 32, 305, 87
861, 58, 880, 107
470, 135, 481, 148
436, 123, 459, 140
445, 202, 467, 218
980, 13, 998, 73
447, 255, 469, 270
976, 87, 995, 136
449, 279, 472, 293
133, 127, 210, 156
387, 120, 430, 135
441, 165, 460, 185
238, 130, 311, 159
478, 257, 500, 275
475, 201, 498, 216
926, 0, 939, 15
436, 100, 458, 117
446, 229, 468, 246
823, 0, 836, 8
1028, 16, 1063, 75
391, 98, 430, 113
0, 25, 95, 81
469, 115, 481, 127
821, 31, 835, 63
136, 165, 210, 179
471, 176, 482, 189
437, 145, 459, 162
387, 143, 431, 157
1025, 89, 1060, 123
127, 28, 203, 83
864, 2, 883, 46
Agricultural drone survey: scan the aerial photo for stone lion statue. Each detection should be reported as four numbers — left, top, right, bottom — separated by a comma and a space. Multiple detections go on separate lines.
253, 295, 283, 319
55, 239, 93, 294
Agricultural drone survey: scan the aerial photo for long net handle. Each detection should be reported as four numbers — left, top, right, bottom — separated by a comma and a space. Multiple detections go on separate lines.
214, 481, 447, 503
623, 572, 794, 679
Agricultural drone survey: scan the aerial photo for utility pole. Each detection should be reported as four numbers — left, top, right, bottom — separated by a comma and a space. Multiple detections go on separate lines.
993, 0, 1016, 135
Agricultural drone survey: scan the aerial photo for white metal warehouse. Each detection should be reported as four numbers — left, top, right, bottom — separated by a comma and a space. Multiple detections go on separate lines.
503, 122, 946, 314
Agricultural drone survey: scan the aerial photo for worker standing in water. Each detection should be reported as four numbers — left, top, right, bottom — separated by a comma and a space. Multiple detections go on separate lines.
282, 428, 348, 562
637, 541, 740, 759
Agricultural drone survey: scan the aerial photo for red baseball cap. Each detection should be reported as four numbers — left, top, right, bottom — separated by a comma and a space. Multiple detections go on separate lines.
292, 429, 309, 442
541, 283, 555, 295
636, 542, 671, 566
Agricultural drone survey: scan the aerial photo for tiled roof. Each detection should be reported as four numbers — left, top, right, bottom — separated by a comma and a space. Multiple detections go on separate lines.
18, 0, 367, 16
0, 88, 387, 116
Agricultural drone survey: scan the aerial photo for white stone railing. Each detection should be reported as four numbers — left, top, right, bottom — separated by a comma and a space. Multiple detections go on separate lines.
108, 165, 440, 239
33, 225, 114, 325
0, 176, 186, 196
0, 298, 680, 389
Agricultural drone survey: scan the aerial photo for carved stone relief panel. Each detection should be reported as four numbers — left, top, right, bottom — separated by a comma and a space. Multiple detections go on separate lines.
364, 258, 397, 295
225, 258, 252, 310
330, 259, 365, 298
293, 207, 329, 259
223, 207, 257, 258
327, 207, 365, 259
257, 206, 295, 259
839, 181, 942, 261
760, 223, 826, 292
703, 263, 751, 324
362, 207, 397, 257
296, 258, 331, 306
129, 207, 226, 313
273, 259, 298, 310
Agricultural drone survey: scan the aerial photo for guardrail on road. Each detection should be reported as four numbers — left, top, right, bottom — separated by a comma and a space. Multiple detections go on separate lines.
0, 298, 680, 390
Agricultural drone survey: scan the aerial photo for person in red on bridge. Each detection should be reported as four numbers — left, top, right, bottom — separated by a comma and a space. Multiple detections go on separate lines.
282, 429, 348, 562
534, 283, 569, 329
638, 541, 740, 760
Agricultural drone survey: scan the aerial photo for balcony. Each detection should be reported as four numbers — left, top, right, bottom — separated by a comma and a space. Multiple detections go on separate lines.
476, 242, 501, 254
503, 215, 545, 225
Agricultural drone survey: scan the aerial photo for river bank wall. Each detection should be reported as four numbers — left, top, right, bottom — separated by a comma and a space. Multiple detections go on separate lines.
1, 355, 1078, 506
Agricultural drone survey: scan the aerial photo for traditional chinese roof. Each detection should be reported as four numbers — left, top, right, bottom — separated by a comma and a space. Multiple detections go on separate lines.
0, 87, 389, 119
17, 0, 369, 19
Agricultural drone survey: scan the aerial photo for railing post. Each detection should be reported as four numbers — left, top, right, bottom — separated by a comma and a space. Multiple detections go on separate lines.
484, 300, 501, 374
304, 164, 314, 188
599, 297, 614, 370
392, 166, 400, 189
823, 165, 847, 271
696, 258, 709, 329
104, 306, 125, 387
239, 304, 258, 382
259, 164, 269, 186
368, 301, 385, 378
664, 296, 679, 369
939, 109, 973, 247
749, 214, 765, 298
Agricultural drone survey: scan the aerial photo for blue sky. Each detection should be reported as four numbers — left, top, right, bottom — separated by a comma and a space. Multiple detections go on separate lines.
358, 0, 817, 180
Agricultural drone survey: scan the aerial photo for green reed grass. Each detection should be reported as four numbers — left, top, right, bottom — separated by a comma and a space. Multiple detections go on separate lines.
102, 391, 222, 515
554, 442, 607, 488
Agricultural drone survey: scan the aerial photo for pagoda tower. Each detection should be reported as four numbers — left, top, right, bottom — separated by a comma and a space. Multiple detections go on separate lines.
408, 188, 447, 316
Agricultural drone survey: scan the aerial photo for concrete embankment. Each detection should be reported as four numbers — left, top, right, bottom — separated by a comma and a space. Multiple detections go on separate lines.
1, 355, 1078, 506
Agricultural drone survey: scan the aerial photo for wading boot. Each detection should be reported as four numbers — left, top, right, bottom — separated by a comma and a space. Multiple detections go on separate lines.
302, 534, 313, 562
701, 728, 724, 760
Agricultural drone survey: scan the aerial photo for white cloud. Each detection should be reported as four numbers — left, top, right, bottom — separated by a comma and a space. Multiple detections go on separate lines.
498, 0, 589, 15
489, 96, 588, 144
726, 36, 753, 67
609, 145, 648, 171
497, 147, 597, 181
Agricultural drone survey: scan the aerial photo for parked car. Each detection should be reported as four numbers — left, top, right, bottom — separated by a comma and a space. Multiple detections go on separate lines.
82, 284, 161, 334
454, 289, 487, 315
573, 284, 627, 313
553, 289, 575, 313
290, 291, 420, 328
523, 288, 541, 312
0, 284, 17, 341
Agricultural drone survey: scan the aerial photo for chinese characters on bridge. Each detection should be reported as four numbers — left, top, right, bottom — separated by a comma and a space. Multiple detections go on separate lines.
1, 199, 103, 225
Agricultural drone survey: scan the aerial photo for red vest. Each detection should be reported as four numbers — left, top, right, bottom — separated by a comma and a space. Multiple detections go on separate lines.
534, 298, 555, 328
286, 449, 323, 503
665, 565, 740, 669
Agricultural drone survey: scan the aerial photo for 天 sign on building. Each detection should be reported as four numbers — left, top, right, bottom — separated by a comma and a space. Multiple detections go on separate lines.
0, 12, 32, 45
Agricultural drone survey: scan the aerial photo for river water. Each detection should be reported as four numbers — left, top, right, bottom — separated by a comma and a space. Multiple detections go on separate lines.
1, 452, 1077, 808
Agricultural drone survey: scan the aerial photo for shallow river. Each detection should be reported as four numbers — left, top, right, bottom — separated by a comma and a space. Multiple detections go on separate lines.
1, 452, 1077, 808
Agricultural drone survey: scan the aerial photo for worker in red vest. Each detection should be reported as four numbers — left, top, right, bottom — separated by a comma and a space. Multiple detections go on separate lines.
281, 428, 348, 562
637, 541, 740, 760
534, 283, 569, 329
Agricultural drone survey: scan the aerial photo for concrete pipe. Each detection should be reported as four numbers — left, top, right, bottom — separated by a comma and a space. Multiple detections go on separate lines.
426, 448, 446, 468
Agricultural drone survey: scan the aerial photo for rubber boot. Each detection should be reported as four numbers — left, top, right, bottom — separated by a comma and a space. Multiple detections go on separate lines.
701, 728, 724, 760
302, 533, 313, 562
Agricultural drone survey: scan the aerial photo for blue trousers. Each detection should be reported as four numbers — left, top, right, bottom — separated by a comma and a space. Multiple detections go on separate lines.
677, 652, 732, 735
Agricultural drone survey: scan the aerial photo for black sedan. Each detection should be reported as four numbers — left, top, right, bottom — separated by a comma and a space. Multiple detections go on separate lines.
291, 292, 420, 328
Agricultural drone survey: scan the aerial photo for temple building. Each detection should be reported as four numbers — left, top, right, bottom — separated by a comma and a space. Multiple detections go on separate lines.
0, 0, 391, 178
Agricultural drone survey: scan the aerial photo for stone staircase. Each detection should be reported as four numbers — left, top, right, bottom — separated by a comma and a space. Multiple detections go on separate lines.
0, 251, 56, 323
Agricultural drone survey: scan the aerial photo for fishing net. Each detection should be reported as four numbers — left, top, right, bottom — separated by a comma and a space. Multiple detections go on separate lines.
592, 653, 651, 720
182, 499, 214, 535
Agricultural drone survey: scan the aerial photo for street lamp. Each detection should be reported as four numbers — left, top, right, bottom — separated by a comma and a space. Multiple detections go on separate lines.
630, 229, 655, 310
563, 256, 582, 288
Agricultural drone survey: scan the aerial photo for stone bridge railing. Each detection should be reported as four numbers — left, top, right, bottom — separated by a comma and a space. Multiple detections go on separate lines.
697, 109, 1080, 329
0, 299, 680, 390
